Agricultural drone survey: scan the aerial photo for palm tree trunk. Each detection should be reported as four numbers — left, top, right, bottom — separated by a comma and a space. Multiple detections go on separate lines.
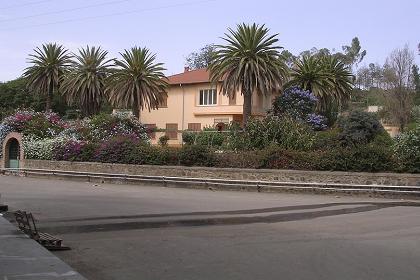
132, 93, 139, 119
46, 83, 53, 112
242, 92, 252, 128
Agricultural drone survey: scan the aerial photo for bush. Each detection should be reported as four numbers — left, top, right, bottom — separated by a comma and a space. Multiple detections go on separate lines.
23, 136, 69, 160
3, 110, 65, 138
159, 135, 169, 146
337, 110, 385, 146
394, 126, 420, 172
258, 146, 318, 170
272, 87, 317, 119
182, 131, 196, 145
317, 144, 396, 172
226, 116, 315, 151
93, 136, 142, 163
214, 151, 262, 169
178, 145, 215, 166
195, 129, 225, 147
53, 140, 97, 162
85, 113, 148, 142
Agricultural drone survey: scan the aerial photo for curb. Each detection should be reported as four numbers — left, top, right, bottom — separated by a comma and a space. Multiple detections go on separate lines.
2, 168, 420, 199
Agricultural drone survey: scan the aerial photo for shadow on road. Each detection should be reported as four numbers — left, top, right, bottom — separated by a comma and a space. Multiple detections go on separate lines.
36, 201, 420, 234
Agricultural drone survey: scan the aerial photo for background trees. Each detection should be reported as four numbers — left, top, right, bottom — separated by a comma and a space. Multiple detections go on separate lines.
23, 43, 71, 111
209, 23, 287, 126
185, 44, 216, 70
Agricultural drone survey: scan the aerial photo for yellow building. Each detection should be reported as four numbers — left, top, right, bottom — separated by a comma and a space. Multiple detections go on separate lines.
140, 67, 274, 145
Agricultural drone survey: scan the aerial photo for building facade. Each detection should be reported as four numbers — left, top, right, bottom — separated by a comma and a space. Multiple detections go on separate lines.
140, 68, 274, 145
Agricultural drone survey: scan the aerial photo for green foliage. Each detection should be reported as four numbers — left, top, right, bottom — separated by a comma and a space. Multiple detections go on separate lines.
209, 23, 287, 125
182, 131, 196, 145
317, 144, 396, 172
23, 43, 72, 111
107, 47, 168, 117
61, 46, 111, 116
258, 146, 317, 170
393, 126, 420, 172
185, 44, 216, 69
178, 145, 215, 167
226, 116, 315, 151
285, 54, 354, 117
337, 110, 385, 145
182, 129, 225, 147
158, 135, 169, 147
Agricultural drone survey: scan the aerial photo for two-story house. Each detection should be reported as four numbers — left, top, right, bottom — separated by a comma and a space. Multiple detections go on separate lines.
140, 67, 274, 145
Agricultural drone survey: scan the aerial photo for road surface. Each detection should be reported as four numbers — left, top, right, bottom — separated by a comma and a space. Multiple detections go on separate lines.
1, 175, 420, 280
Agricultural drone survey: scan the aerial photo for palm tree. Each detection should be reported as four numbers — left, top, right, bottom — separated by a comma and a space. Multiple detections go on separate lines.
61, 46, 112, 116
23, 43, 71, 111
208, 23, 287, 126
107, 47, 168, 118
286, 54, 354, 111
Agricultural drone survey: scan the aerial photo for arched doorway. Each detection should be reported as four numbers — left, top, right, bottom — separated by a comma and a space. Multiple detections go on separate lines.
6, 138, 20, 168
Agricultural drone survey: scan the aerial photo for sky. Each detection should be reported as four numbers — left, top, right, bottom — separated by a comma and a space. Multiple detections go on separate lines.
0, 0, 419, 82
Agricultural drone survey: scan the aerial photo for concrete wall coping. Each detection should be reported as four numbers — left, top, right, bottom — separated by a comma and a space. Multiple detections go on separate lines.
26, 159, 420, 179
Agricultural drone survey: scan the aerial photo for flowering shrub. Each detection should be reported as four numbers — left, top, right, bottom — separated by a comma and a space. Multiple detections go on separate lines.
272, 87, 317, 119
272, 87, 327, 131
22, 135, 70, 160
85, 113, 148, 142
53, 140, 96, 162
93, 136, 142, 163
306, 114, 328, 131
3, 110, 65, 138
394, 126, 420, 172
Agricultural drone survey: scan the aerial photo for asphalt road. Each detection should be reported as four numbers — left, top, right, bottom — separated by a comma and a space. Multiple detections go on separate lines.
1, 175, 420, 280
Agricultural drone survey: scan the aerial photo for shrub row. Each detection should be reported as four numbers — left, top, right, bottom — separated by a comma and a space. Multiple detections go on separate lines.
40, 136, 407, 173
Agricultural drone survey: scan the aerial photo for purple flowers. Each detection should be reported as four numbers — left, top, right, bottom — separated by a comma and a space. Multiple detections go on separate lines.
306, 114, 328, 131
272, 87, 327, 131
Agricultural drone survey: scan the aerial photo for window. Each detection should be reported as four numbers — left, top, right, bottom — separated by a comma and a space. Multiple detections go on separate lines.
165, 123, 178, 140
188, 123, 201, 131
199, 89, 217, 106
214, 118, 229, 125
144, 124, 157, 139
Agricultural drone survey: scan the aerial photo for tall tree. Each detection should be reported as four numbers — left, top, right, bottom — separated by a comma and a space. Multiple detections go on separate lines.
185, 44, 216, 70
382, 45, 415, 131
23, 43, 71, 111
412, 64, 420, 105
61, 46, 112, 116
338, 37, 367, 68
107, 47, 168, 118
209, 23, 287, 126
286, 54, 354, 113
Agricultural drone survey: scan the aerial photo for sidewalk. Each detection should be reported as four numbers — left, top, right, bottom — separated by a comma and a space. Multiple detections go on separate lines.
0, 216, 86, 280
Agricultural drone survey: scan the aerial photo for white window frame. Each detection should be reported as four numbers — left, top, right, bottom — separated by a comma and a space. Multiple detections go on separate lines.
198, 89, 217, 106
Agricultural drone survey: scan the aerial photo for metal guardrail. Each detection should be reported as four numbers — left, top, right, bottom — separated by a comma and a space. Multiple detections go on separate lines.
2, 168, 420, 198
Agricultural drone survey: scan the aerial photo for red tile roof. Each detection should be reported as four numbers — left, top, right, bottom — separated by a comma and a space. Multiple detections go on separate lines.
167, 68, 210, 85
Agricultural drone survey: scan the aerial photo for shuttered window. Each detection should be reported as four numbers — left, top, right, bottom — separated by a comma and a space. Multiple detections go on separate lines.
144, 124, 157, 139
188, 123, 201, 131
166, 123, 178, 140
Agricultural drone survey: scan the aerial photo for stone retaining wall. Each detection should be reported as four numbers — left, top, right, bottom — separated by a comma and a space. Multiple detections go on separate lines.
23, 159, 420, 186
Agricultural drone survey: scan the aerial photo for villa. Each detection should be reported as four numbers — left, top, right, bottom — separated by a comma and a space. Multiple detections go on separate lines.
140, 67, 275, 145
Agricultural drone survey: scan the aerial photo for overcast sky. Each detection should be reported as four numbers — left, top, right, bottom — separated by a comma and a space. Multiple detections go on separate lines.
0, 0, 419, 82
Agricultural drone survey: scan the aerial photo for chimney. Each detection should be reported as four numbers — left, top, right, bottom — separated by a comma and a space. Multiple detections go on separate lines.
184, 66, 190, 72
